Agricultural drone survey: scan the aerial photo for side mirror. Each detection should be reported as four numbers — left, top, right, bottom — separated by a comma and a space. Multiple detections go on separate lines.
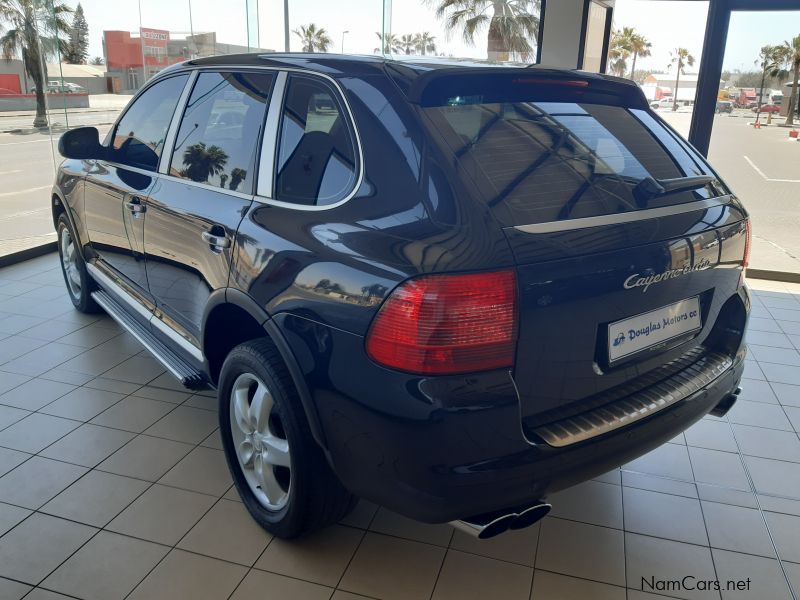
58, 126, 102, 160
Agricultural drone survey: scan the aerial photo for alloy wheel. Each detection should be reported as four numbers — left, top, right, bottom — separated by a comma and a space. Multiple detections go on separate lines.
60, 227, 81, 300
229, 372, 292, 510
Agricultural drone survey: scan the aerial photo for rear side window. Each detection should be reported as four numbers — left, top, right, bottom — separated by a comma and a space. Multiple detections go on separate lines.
168, 71, 274, 194
111, 74, 188, 171
424, 96, 716, 226
274, 75, 358, 206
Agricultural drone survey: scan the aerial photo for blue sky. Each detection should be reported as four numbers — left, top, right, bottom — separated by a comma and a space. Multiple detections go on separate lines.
66, 0, 799, 74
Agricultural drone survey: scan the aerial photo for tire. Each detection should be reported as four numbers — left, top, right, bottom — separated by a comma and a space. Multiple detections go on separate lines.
218, 338, 356, 538
57, 213, 100, 313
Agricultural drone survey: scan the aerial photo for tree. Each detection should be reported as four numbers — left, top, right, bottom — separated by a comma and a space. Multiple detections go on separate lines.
374, 32, 402, 54
64, 2, 87, 64
632, 69, 653, 85
0, 0, 72, 128
89, 55, 103, 65
180, 142, 228, 183
627, 29, 651, 79
293, 23, 332, 53
229, 168, 247, 192
669, 47, 695, 112
427, 0, 541, 62
781, 35, 800, 126
414, 31, 437, 55
399, 33, 416, 55
754, 45, 787, 124
607, 29, 631, 77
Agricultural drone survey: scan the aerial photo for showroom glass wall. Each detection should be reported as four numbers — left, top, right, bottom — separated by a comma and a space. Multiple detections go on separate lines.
0, 0, 398, 257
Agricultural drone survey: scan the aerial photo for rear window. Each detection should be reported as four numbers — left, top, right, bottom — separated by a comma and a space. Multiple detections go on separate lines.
423, 97, 720, 226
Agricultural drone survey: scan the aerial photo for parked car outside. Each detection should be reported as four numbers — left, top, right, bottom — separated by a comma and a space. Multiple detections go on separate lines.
32, 80, 86, 94
753, 104, 781, 114
54, 54, 750, 540
716, 100, 733, 113
650, 97, 675, 109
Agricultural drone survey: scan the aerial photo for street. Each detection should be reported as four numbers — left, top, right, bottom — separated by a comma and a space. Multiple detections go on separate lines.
0, 107, 797, 273
660, 109, 800, 274
0, 124, 110, 254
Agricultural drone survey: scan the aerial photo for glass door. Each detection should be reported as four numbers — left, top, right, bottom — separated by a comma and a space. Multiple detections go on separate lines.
708, 10, 800, 274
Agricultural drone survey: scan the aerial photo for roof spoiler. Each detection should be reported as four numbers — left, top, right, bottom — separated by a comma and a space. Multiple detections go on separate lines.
388, 65, 649, 109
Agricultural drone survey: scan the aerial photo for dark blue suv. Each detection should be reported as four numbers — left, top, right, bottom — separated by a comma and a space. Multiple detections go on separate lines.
54, 54, 750, 540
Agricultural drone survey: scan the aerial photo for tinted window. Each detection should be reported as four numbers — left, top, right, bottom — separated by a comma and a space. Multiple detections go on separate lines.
111, 74, 188, 171
169, 71, 274, 194
424, 98, 718, 226
274, 75, 358, 206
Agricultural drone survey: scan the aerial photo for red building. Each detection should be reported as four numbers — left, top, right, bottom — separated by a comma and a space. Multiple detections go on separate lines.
103, 28, 184, 90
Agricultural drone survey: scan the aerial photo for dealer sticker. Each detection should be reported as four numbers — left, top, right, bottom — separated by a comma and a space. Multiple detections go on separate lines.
608, 297, 701, 362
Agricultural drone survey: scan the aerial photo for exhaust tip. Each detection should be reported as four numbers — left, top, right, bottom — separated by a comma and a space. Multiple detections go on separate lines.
509, 503, 551, 530
477, 514, 516, 540
450, 501, 552, 540
710, 389, 740, 418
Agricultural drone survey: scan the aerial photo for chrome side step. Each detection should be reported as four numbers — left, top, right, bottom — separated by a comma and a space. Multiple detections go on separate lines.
91, 290, 207, 390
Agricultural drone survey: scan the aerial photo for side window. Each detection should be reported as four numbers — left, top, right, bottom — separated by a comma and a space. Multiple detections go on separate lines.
275, 75, 358, 206
111, 74, 189, 171
169, 71, 274, 194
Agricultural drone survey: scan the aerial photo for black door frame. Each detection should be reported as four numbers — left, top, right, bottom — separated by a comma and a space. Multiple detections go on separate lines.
690, 0, 800, 156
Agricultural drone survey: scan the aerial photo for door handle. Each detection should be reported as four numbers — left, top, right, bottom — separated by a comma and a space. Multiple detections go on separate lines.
201, 230, 231, 250
125, 196, 146, 216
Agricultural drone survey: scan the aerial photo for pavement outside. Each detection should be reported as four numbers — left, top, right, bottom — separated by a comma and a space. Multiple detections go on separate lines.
660, 108, 800, 276
0, 254, 799, 599
0, 102, 798, 276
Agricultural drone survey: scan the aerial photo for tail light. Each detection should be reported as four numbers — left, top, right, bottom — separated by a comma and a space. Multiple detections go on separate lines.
743, 219, 752, 269
365, 270, 518, 375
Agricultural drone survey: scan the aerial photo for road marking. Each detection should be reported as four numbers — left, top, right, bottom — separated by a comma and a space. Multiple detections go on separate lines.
0, 185, 50, 198
744, 155, 800, 183
0, 138, 52, 146
0, 170, 22, 175
0, 207, 49, 222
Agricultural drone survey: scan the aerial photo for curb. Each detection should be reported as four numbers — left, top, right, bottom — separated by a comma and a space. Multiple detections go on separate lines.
747, 269, 800, 285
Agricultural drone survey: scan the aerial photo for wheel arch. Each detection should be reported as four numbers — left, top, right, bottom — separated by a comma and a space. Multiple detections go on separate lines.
202, 289, 328, 450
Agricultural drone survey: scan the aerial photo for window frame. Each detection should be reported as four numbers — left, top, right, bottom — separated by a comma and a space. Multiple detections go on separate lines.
160, 68, 278, 197
255, 70, 364, 211
103, 65, 363, 205
103, 71, 193, 174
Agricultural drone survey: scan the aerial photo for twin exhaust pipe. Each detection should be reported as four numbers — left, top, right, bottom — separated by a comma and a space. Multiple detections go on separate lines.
450, 502, 552, 540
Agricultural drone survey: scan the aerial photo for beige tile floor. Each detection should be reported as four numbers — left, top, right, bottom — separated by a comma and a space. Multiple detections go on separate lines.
0, 254, 799, 600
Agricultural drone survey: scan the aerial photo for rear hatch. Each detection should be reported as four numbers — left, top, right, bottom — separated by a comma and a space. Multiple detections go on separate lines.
415, 69, 748, 433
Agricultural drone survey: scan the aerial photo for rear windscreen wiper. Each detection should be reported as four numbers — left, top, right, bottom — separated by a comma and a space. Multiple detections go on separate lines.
633, 175, 715, 207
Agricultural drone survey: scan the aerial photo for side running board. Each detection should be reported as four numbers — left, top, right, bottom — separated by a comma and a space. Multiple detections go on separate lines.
91, 290, 207, 390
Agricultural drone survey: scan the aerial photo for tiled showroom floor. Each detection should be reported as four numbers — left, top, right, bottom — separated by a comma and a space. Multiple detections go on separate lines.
0, 254, 799, 600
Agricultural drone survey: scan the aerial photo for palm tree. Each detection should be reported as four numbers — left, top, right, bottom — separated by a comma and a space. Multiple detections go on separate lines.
669, 47, 695, 112
754, 45, 786, 124
399, 33, 416, 55
229, 168, 247, 192
414, 31, 437, 55
374, 32, 402, 54
427, 0, 541, 62
0, 0, 72, 128
181, 142, 228, 183
627, 30, 651, 79
781, 35, 800, 127
607, 29, 631, 78
293, 23, 332, 53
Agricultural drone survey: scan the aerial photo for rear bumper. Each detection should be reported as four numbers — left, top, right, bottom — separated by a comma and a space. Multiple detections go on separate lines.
276, 312, 746, 524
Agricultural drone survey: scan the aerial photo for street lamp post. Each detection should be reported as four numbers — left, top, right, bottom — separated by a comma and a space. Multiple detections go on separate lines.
342, 30, 349, 54
284, 0, 290, 52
